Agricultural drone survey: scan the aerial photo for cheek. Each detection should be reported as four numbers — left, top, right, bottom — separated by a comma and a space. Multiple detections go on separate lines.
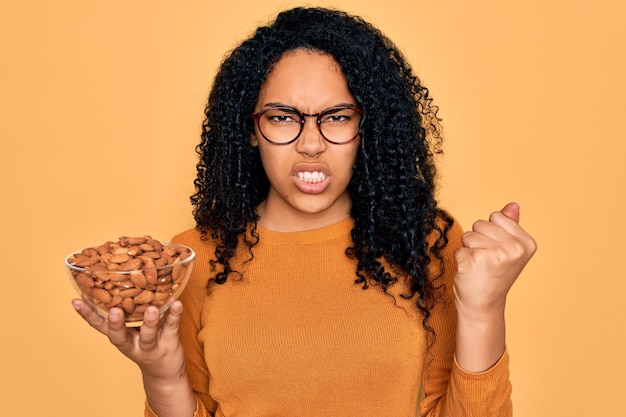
336, 146, 360, 182
344, 142, 360, 170
256, 147, 283, 178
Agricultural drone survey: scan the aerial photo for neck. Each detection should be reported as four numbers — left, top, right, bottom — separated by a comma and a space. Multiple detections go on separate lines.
256, 192, 352, 232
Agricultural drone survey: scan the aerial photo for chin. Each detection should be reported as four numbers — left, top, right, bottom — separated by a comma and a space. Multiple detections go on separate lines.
292, 199, 347, 218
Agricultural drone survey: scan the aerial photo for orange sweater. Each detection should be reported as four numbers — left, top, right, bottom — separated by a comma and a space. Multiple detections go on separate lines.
146, 217, 512, 417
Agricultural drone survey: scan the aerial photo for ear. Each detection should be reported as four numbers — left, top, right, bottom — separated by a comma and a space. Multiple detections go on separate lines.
250, 133, 259, 147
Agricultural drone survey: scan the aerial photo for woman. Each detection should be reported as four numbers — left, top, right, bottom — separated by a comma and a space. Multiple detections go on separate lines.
73, 7, 536, 417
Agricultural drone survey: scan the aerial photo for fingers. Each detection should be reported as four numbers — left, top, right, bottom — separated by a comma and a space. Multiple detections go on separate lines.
499, 202, 520, 223
72, 299, 110, 335
462, 220, 511, 249
137, 302, 183, 350
106, 307, 135, 350
459, 203, 537, 269
459, 203, 537, 274
136, 306, 162, 350
464, 203, 531, 247
161, 300, 184, 338
492, 204, 537, 255
73, 300, 179, 352
73, 298, 185, 380
72, 299, 138, 351
454, 203, 537, 318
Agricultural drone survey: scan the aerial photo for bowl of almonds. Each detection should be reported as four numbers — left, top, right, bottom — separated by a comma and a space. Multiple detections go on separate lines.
65, 236, 195, 326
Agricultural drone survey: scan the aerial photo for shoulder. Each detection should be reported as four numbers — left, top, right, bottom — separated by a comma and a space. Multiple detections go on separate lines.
430, 210, 464, 253
171, 227, 220, 269
171, 227, 217, 294
171, 227, 206, 246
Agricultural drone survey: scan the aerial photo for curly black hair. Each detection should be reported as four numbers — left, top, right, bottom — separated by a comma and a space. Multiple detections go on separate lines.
191, 7, 453, 331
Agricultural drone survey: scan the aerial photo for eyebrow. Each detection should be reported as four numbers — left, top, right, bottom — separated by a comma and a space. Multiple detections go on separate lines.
261, 102, 358, 111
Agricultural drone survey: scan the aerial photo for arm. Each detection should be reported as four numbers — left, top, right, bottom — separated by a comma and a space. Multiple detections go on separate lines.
159, 229, 218, 416
74, 228, 218, 416
421, 203, 536, 417
454, 202, 536, 371
72, 300, 197, 417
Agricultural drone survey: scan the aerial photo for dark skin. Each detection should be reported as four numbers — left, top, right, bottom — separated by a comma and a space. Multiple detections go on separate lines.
73, 50, 537, 417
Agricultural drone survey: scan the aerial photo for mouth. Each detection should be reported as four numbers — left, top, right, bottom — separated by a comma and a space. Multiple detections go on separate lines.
293, 168, 330, 194
296, 171, 327, 184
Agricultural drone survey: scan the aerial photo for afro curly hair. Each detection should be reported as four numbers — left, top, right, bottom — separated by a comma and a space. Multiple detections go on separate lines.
191, 7, 454, 330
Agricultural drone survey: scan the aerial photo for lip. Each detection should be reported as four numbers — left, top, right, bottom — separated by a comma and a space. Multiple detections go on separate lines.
292, 164, 331, 194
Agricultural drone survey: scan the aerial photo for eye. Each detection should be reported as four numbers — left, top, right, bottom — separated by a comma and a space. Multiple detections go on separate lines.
268, 114, 295, 123
263, 108, 301, 124
320, 109, 357, 124
322, 114, 350, 123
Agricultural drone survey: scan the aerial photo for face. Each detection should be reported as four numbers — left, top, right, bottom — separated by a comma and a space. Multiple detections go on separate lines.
251, 49, 361, 232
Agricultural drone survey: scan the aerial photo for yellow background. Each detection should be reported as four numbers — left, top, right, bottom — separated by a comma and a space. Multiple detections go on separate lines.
1, 0, 624, 416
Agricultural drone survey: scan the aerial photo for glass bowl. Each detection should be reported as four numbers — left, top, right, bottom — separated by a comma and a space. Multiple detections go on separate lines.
65, 240, 195, 326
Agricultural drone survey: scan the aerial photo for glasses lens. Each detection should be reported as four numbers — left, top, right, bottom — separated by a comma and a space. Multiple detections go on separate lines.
256, 106, 362, 144
258, 108, 303, 144
319, 107, 362, 144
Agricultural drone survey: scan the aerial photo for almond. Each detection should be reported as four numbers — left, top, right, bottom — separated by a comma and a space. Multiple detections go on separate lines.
139, 243, 155, 252
146, 238, 163, 252
81, 247, 99, 258
111, 246, 128, 256
134, 290, 156, 305
72, 255, 100, 267
105, 295, 123, 308
121, 297, 136, 314
140, 251, 161, 260
113, 280, 134, 289
156, 283, 172, 293
95, 241, 112, 255
120, 258, 143, 271
69, 237, 192, 323
127, 245, 143, 256
109, 272, 129, 283
75, 272, 95, 289
154, 257, 168, 268
91, 288, 113, 304
126, 237, 148, 246
119, 287, 142, 298
133, 304, 148, 317
109, 253, 130, 264
173, 264, 186, 283
129, 271, 148, 289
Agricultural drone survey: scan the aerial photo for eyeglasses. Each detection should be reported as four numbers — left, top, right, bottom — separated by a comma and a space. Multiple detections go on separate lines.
252, 105, 363, 145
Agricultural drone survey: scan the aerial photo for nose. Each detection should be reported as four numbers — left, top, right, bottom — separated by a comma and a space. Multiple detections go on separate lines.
294, 116, 327, 156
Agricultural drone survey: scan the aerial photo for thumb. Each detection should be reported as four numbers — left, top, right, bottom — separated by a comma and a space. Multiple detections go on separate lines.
501, 202, 520, 223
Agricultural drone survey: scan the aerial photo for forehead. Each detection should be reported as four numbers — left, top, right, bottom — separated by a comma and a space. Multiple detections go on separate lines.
256, 49, 355, 110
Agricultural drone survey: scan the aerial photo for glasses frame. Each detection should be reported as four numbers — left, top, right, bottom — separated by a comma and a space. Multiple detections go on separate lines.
251, 105, 363, 145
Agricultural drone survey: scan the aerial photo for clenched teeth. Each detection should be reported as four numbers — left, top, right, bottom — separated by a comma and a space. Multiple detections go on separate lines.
297, 171, 327, 183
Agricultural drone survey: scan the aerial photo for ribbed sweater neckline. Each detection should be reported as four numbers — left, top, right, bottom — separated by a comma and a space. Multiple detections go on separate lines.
255, 216, 353, 245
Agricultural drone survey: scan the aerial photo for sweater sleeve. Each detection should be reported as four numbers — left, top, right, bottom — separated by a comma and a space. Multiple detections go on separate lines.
143, 229, 217, 417
420, 217, 513, 417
